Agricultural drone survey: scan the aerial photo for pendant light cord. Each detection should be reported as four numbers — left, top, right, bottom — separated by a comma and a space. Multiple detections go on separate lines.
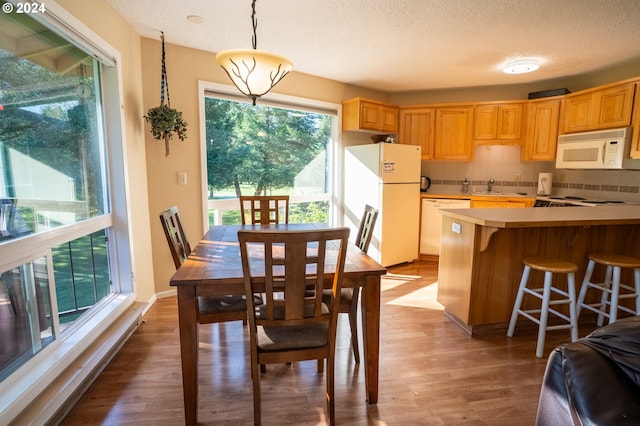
160, 32, 171, 107
251, 0, 257, 49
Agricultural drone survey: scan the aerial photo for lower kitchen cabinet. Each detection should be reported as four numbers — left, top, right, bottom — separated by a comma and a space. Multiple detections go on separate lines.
470, 197, 535, 208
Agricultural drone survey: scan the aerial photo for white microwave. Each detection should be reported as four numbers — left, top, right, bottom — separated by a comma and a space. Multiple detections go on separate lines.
555, 127, 638, 169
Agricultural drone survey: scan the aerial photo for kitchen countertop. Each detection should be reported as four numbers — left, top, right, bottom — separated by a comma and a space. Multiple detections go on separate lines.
439, 204, 640, 228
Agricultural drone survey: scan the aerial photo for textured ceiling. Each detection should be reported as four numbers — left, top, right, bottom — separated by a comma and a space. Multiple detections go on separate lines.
106, 0, 640, 92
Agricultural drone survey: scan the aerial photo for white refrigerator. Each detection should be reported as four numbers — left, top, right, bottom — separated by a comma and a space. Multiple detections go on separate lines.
344, 143, 421, 267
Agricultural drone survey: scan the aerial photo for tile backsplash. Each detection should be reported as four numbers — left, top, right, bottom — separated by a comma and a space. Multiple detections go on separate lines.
422, 145, 640, 203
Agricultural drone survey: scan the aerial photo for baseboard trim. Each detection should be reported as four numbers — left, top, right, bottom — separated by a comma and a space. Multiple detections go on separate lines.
9, 302, 146, 426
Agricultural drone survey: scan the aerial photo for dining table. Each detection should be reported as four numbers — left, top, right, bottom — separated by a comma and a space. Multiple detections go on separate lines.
169, 223, 387, 425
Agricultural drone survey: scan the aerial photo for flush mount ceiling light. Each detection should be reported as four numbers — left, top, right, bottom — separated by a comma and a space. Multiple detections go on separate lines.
186, 15, 204, 24
216, 0, 293, 106
503, 59, 540, 74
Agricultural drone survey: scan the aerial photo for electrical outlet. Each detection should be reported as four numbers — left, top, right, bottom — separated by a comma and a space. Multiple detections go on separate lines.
452, 222, 461, 234
558, 172, 566, 183
515, 173, 521, 182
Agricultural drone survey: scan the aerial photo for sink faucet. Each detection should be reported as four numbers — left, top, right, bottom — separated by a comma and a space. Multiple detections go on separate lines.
488, 178, 495, 192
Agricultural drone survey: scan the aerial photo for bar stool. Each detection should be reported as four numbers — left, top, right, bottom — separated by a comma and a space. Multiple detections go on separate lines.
576, 253, 640, 327
507, 257, 579, 358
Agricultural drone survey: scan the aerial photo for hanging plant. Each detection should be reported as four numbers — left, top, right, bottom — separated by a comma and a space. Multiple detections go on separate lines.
144, 32, 187, 156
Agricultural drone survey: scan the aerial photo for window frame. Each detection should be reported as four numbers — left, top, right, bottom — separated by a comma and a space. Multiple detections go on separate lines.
0, 2, 135, 421
197, 80, 343, 231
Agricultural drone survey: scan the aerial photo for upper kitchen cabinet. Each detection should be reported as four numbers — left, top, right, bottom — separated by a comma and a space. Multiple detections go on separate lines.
631, 82, 640, 159
398, 106, 435, 159
561, 81, 635, 133
473, 102, 524, 144
342, 97, 399, 133
521, 98, 562, 161
434, 106, 475, 160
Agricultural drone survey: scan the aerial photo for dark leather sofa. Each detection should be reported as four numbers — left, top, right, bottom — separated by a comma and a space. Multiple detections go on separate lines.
536, 315, 640, 425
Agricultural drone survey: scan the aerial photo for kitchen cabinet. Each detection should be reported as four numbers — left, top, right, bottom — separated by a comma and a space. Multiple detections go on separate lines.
630, 82, 640, 159
470, 196, 535, 208
434, 106, 474, 160
342, 97, 399, 133
521, 98, 562, 161
474, 102, 524, 144
561, 82, 635, 133
398, 106, 435, 159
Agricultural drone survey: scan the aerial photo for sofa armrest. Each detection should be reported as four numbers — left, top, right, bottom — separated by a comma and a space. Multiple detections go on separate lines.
537, 331, 640, 425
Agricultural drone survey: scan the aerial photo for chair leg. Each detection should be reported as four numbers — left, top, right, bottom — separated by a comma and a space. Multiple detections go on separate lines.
251, 357, 262, 426
507, 265, 531, 337
608, 266, 622, 324
576, 259, 596, 318
634, 268, 640, 315
348, 287, 361, 363
326, 355, 335, 426
535, 271, 553, 358
567, 272, 579, 342
317, 359, 324, 373
596, 265, 613, 326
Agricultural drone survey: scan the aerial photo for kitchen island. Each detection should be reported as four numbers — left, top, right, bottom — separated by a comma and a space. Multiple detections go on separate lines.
437, 205, 640, 335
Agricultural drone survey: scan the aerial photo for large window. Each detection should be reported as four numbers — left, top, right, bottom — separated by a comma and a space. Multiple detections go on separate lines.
0, 4, 119, 385
203, 89, 339, 226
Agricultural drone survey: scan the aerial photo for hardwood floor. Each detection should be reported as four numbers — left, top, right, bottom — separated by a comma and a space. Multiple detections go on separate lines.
61, 260, 583, 425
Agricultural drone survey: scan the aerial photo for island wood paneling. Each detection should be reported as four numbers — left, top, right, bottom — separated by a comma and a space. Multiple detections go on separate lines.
438, 216, 640, 334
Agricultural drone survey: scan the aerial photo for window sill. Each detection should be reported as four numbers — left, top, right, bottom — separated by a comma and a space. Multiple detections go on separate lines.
0, 294, 146, 424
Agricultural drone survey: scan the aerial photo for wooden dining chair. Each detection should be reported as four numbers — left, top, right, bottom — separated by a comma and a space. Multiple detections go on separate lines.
323, 204, 378, 363
239, 195, 289, 225
159, 206, 247, 324
238, 227, 350, 426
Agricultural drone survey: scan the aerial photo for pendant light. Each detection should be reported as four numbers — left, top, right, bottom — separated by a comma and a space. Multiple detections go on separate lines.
216, 0, 293, 106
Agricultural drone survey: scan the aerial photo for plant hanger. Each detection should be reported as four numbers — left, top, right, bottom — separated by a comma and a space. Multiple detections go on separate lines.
144, 32, 187, 156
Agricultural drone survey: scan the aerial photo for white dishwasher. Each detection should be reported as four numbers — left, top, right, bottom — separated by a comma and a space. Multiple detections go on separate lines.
420, 198, 471, 255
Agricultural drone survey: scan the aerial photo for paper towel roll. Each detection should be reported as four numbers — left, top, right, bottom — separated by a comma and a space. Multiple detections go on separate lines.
537, 172, 553, 195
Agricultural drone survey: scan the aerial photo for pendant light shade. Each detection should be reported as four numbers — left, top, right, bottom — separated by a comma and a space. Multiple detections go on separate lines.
216, 0, 293, 105
216, 49, 293, 105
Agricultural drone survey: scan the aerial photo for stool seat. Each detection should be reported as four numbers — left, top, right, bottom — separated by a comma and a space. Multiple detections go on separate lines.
508, 257, 579, 358
577, 253, 640, 328
587, 253, 640, 269
524, 257, 578, 274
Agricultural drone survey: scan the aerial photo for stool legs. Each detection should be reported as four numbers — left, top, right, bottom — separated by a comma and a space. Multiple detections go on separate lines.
577, 258, 640, 327
535, 271, 553, 359
508, 264, 578, 358
507, 265, 531, 338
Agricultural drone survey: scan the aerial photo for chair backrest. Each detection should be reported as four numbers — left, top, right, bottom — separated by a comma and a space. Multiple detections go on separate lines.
354, 204, 378, 253
239, 195, 290, 225
159, 206, 191, 269
238, 227, 350, 327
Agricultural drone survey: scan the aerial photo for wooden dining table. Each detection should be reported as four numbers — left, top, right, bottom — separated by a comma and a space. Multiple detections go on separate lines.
169, 223, 387, 425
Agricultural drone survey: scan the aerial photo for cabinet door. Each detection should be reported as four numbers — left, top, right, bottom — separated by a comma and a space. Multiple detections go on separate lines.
498, 104, 523, 140
380, 105, 399, 132
474, 104, 523, 143
631, 83, 640, 159
592, 82, 635, 129
562, 92, 593, 133
522, 99, 561, 161
470, 198, 533, 208
399, 108, 435, 159
360, 101, 382, 130
474, 105, 499, 140
435, 107, 474, 160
